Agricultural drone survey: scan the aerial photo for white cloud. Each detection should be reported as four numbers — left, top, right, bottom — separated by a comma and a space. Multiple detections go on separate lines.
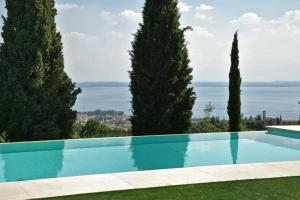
272, 10, 300, 25
178, 2, 192, 13
107, 31, 125, 38
194, 13, 213, 21
196, 4, 214, 12
62, 30, 133, 82
99, 11, 111, 17
187, 26, 214, 38
269, 10, 300, 35
226, 11, 300, 81
274, 24, 300, 34
55, 3, 84, 12
63, 32, 98, 42
283, 10, 300, 22
230, 11, 300, 34
55, 5, 300, 82
119, 9, 142, 23
230, 13, 263, 26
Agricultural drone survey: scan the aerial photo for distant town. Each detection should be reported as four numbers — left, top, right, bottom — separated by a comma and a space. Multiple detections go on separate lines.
77, 109, 299, 135
77, 110, 131, 131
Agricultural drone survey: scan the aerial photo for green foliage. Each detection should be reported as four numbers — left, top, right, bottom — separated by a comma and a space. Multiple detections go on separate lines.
79, 119, 129, 138
189, 103, 229, 133
0, 0, 81, 142
243, 115, 266, 131
0, 132, 6, 143
81, 119, 108, 138
227, 31, 242, 132
71, 122, 84, 139
189, 115, 268, 133
204, 102, 215, 119
129, 0, 195, 136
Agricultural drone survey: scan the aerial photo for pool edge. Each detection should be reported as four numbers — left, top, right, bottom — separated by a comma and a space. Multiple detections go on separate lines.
1, 161, 300, 200
0, 130, 268, 145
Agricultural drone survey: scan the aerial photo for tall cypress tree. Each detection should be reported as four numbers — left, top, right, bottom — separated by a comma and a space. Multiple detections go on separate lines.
227, 31, 242, 132
129, 0, 195, 136
0, 0, 81, 141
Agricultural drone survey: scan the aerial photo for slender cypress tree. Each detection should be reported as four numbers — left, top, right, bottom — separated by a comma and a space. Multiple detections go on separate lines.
129, 0, 195, 136
227, 31, 242, 132
0, 0, 81, 141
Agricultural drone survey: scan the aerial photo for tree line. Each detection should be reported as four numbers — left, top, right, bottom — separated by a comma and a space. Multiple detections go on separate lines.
72, 119, 129, 139
0, 0, 242, 142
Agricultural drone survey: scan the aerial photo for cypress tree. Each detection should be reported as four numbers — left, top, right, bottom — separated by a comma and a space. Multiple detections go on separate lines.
227, 31, 242, 132
0, 0, 81, 141
129, 0, 195, 136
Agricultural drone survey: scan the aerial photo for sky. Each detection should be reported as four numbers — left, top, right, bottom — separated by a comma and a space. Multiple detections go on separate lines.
0, 0, 300, 82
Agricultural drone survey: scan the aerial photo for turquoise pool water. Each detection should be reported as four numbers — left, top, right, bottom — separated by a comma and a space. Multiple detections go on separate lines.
1, 131, 300, 182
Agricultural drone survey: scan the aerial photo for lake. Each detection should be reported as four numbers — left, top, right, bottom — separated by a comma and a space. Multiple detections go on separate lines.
74, 83, 300, 120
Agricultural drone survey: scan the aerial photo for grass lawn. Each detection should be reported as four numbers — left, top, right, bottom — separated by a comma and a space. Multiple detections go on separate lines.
43, 176, 300, 200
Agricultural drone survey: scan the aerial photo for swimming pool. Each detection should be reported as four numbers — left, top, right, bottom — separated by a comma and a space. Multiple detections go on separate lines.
1, 130, 300, 183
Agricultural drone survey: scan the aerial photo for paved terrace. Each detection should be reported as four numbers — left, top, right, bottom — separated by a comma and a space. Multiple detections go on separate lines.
267, 125, 300, 132
1, 161, 300, 200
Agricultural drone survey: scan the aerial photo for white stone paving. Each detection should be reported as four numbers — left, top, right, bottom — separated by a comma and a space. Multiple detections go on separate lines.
1, 161, 300, 200
267, 125, 300, 132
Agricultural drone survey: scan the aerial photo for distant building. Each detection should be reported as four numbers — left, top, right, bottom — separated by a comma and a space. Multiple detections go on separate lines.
262, 110, 266, 120
76, 114, 89, 124
76, 111, 132, 129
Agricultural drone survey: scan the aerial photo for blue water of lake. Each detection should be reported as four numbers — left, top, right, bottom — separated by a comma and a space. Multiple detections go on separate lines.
74, 85, 300, 120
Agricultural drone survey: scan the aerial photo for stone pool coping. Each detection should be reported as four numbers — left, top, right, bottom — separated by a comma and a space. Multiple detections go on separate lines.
1, 161, 300, 200
267, 125, 300, 133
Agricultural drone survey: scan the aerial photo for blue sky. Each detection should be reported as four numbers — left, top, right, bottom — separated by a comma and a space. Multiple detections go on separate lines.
1, 0, 300, 82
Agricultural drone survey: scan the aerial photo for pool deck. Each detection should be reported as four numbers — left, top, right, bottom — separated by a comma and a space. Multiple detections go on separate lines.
267, 125, 300, 132
1, 161, 300, 200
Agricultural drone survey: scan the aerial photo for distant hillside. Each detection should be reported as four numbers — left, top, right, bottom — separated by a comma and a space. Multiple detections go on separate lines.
79, 109, 125, 116
194, 81, 300, 87
78, 82, 129, 88
77, 81, 300, 88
